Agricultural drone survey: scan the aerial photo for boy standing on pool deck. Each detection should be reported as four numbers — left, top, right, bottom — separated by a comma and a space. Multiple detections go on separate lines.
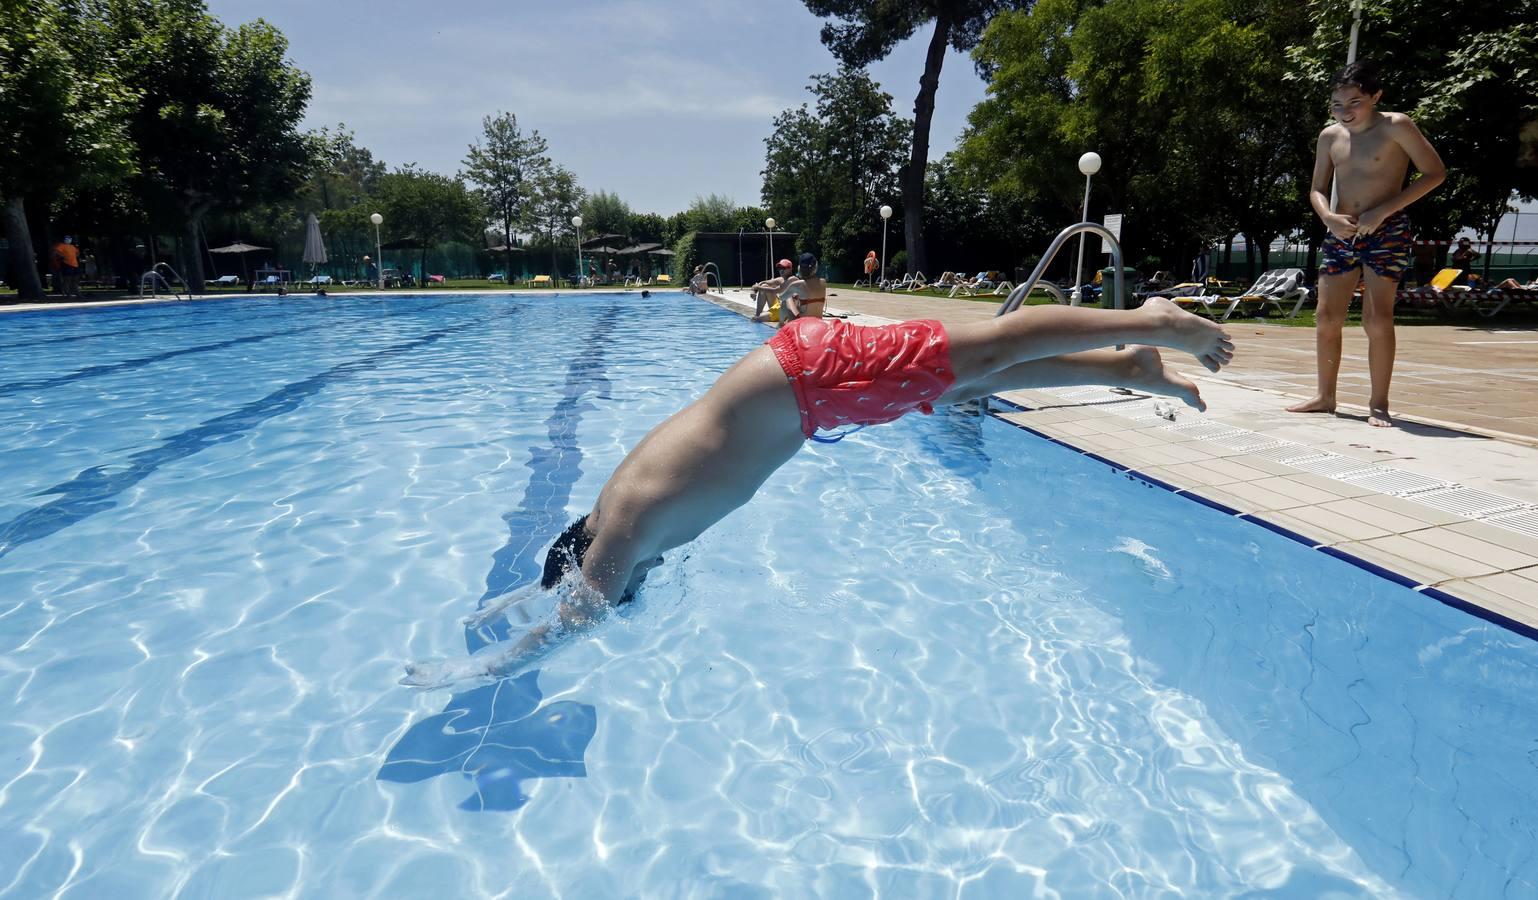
402, 298, 1234, 688
1287, 61, 1445, 427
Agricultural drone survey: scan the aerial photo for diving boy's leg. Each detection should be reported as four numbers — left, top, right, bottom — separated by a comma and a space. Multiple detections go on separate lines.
1286, 271, 1358, 414
942, 346, 1206, 411
1361, 269, 1399, 427
943, 297, 1234, 385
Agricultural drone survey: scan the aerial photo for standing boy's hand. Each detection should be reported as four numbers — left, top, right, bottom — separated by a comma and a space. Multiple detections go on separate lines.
1354, 206, 1390, 236
1324, 212, 1358, 241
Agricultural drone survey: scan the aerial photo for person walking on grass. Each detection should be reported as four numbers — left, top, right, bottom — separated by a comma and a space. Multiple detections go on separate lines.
401, 297, 1234, 689
1286, 60, 1445, 428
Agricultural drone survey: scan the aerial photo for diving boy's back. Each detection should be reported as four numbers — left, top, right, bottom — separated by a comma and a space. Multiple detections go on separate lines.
402, 299, 1233, 689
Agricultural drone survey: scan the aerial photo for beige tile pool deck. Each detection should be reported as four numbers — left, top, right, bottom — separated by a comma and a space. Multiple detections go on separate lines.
8, 286, 1537, 632
707, 286, 1538, 633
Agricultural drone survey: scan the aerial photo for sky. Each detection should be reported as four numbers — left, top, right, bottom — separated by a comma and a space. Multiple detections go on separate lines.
205, 0, 991, 217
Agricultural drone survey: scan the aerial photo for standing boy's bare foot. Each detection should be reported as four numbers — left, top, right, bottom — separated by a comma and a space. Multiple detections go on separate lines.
1286, 396, 1337, 414
1368, 407, 1394, 427
1140, 297, 1234, 372
1123, 346, 1206, 411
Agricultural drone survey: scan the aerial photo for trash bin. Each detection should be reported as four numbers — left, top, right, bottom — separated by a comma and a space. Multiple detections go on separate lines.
1097, 267, 1138, 307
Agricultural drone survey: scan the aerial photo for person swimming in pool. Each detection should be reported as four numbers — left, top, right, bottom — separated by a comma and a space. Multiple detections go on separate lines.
400, 297, 1234, 689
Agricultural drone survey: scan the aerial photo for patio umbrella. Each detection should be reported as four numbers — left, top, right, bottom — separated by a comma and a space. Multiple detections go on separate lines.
615, 243, 661, 255
581, 233, 625, 250
302, 213, 328, 274
209, 240, 269, 283
649, 248, 676, 257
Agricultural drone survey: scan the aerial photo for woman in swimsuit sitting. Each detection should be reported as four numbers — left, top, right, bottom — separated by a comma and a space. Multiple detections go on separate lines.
775, 252, 826, 323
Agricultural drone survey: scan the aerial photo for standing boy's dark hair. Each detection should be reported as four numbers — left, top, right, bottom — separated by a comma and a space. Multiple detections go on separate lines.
1331, 60, 1381, 96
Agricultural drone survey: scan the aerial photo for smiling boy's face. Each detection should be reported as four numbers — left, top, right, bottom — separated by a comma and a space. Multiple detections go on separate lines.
1330, 85, 1381, 129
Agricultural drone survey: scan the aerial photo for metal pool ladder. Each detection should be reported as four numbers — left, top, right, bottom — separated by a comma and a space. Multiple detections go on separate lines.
980, 222, 1129, 416
139, 263, 192, 300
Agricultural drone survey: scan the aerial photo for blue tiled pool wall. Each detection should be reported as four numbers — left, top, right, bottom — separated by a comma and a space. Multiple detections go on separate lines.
972, 409, 1538, 897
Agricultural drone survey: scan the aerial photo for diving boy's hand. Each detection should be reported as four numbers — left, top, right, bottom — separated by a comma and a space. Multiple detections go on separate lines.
399, 657, 489, 690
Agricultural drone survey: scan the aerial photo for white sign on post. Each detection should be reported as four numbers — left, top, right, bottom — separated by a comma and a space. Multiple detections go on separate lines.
1103, 214, 1123, 254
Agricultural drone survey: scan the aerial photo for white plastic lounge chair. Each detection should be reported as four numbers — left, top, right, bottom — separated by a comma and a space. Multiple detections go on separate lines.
210, 274, 240, 286
1172, 268, 1310, 321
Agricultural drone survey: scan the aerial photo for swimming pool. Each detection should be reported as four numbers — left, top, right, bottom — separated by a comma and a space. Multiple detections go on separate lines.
2, 291, 1534, 897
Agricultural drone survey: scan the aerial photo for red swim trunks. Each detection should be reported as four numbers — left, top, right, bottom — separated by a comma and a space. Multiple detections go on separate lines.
767, 318, 956, 439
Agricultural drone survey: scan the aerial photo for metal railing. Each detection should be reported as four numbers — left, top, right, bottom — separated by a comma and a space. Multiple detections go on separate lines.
979, 222, 1128, 417
701, 261, 723, 291
995, 222, 1126, 317
139, 263, 191, 299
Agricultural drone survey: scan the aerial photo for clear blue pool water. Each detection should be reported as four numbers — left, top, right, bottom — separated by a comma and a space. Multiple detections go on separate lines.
2, 292, 1535, 898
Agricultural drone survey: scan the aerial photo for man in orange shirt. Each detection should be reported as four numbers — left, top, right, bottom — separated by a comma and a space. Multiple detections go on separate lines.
51, 236, 81, 298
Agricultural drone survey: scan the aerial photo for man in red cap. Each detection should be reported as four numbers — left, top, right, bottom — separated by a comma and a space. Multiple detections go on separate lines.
749, 258, 795, 321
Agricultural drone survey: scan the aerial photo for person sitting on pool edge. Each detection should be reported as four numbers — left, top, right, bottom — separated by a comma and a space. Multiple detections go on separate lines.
400, 297, 1234, 689
774, 252, 827, 322
749, 258, 795, 321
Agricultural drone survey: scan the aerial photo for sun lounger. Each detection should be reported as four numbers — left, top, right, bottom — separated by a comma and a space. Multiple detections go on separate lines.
1172, 268, 1310, 321
655, 274, 672, 285
900, 271, 929, 292
210, 275, 240, 286
530, 274, 553, 287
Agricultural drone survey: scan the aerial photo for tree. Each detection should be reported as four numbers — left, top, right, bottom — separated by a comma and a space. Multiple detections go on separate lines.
1291, 0, 1538, 276
762, 68, 909, 270
376, 165, 484, 280
529, 165, 585, 277
109, 0, 313, 292
463, 112, 549, 282
959, 0, 1314, 282
804, 0, 1022, 275
0, 0, 134, 299
579, 190, 632, 241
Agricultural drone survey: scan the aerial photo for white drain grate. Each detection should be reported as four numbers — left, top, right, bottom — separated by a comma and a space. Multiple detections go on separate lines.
1250, 443, 1329, 465
1338, 468, 1451, 495
1410, 487, 1528, 519
1290, 455, 1380, 479
1484, 509, 1538, 540
1168, 422, 1245, 440
1208, 432, 1289, 453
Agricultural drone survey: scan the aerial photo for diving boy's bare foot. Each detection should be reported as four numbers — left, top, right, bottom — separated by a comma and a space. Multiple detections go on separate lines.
1285, 396, 1337, 414
1368, 406, 1393, 427
1124, 345, 1206, 411
1140, 297, 1234, 372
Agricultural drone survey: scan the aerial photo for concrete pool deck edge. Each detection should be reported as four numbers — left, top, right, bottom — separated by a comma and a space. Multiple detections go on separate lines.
699, 290, 1538, 637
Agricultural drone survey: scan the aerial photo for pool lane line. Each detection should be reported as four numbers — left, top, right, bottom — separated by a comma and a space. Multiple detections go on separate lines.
0, 297, 478, 394
0, 306, 518, 561
0, 290, 482, 353
379, 304, 619, 813
983, 404, 1538, 644
466, 305, 620, 652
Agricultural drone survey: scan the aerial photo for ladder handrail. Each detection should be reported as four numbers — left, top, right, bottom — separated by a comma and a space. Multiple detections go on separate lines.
979, 222, 1128, 418
701, 261, 723, 289
995, 222, 1126, 317
139, 263, 191, 299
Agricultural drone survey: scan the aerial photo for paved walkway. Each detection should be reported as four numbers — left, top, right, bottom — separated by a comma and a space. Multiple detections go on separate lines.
711, 287, 1538, 633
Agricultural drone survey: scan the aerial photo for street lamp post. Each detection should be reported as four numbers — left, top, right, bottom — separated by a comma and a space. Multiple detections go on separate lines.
879, 204, 893, 289
369, 212, 384, 289
764, 217, 777, 280
572, 215, 583, 286
1072, 152, 1102, 305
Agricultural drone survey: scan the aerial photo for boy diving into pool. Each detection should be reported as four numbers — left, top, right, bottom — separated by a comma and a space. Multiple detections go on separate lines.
401, 298, 1233, 689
